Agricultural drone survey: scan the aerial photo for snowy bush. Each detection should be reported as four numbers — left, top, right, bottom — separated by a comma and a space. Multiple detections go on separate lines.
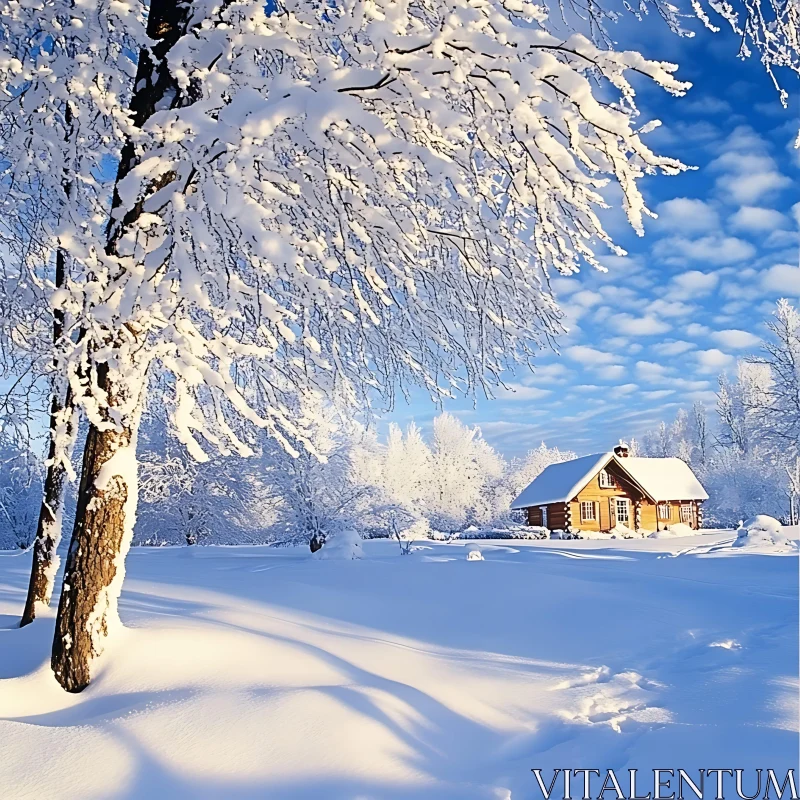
314, 529, 364, 560
458, 525, 547, 540
733, 516, 798, 551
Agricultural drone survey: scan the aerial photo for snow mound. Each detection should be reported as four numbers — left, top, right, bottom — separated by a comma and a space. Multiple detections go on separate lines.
314, 529, 363, 560
649, 523, 694, 539
457, 525, 547, 540
733, 516, 798, 551
549, 529, 578, 540
572, 529, 612, 540
466, 548, 484, 561
609, 523, 642, 539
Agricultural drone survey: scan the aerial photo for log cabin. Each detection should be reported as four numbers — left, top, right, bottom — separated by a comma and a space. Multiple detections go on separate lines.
511, 443, 708, 534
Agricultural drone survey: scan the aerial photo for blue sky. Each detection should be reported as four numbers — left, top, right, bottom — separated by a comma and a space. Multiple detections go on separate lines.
383, 15, 800, 458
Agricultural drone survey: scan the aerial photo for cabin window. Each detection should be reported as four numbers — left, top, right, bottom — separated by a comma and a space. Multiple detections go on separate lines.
615, 498, 630, 526
598, 470, 615, 488
539, 506, 548, 528
580, 501, 596, 522
657, 503, 671, 520
680, 504, 692, 523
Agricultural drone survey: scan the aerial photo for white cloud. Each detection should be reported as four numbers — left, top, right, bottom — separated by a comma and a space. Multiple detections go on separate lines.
764, 230, 799, 250
564, 346, 617, 365
654, 340, 696, 355
671, 377, 712, 391
496, 383, 552, 401
597, 255, 643, 275
604, 365, 626, 380
611, 383, 638, 396
636, 360, 672, 381
571, 290, 604, 307
687, 323, 711, 337
653, 236, 756, 266
670, 270, 719, 295
526, 363, 570, 382
642, 389, 675, 399
612, 315, 671, 336
696, 348, 735, 372
760, 263, 800, 294
716, 168, 790, 205
647, 298, 696, 318
654, 198, 720, 234
729, 206, 788, 233
683, 97, 732, 115
711, 329, 761, 349
709, 135, 791, 204
792, 201, 800, 228
550, 277, 580, 296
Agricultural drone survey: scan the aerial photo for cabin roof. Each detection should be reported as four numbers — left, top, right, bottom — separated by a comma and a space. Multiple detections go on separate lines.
510, 453, 708, 509
510, 453, 611, 509
618, 456, 708, 502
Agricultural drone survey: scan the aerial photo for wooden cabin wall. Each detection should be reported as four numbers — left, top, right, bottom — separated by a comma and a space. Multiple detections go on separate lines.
545, 504, 568, 531
527, 507, 543, 526
571, 465, 643, 531
640, 500, 658, 531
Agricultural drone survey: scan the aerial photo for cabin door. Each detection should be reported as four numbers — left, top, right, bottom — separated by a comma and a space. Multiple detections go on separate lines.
614, 498, 630, 527
540, 506, 548, 528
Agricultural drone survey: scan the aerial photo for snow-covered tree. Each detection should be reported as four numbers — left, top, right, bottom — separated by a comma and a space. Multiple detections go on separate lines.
671, 407, 695, 464
505, 442, 577, 500
745, 300, 800, 459
5, 0, 694, 690
137, 414, 280, 546
0, 431, 44, 550
634, 303, 800, 525
264, 400, 376, 551
701, 447, 790, 527
690, 401, 710, 468
426, 414, 505, 530
365, 419, 571, 532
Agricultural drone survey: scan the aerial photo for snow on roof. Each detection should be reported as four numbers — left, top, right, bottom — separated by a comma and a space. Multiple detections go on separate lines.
510, 453, 611, 509
618, 457, 708, 502
510, 453, 708, 509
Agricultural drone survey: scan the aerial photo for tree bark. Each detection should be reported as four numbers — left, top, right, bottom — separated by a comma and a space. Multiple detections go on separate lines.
51, 365, 139, 692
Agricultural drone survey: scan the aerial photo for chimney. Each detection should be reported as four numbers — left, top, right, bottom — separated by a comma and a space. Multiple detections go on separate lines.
614, 441, 629, 458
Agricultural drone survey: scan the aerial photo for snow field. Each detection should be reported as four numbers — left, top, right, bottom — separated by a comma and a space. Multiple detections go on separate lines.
0, 531, 797, 799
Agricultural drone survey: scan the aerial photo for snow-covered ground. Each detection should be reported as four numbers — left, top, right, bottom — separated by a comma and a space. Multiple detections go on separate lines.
0, 529, 797, 799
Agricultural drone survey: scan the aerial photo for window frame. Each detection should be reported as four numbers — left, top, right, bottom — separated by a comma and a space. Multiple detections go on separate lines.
598, 470, 615, 489
580, 501, 596, 522
657, 502, 671, 520
680, 504, 692, 524
615, 498, 630, 525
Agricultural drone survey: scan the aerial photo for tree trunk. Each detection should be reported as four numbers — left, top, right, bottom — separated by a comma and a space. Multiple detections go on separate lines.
20, 246, 76, 627
51, 367, 140, 692
49, 0, 197, 692
19, 389, 74, 626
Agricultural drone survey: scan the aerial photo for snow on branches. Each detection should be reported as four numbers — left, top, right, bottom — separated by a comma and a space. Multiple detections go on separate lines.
691, 0, 800, 122
45, 0, 689, 461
